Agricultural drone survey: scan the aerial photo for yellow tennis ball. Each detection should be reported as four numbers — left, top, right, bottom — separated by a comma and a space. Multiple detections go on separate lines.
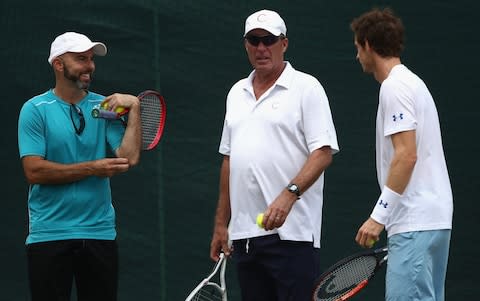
101, 102, 125, 113
256, 213, 264, 228
367, 239, 377, 248
115, 106, 126, 113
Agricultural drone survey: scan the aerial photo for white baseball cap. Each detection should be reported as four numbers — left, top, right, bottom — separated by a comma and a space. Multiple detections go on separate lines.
48, 32, 107, 65
244, 9, 287, 37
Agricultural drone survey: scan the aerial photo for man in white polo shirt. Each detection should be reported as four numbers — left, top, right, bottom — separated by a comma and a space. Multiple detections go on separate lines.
351, 8, 453, 301
210, 9, 339, 300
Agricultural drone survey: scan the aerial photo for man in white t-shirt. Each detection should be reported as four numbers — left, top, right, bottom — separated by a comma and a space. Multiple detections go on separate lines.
209, 9, 339, 300
351, 8, 453, 301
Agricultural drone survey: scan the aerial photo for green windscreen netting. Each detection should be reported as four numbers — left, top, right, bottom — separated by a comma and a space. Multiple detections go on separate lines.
2, 0, 478, 300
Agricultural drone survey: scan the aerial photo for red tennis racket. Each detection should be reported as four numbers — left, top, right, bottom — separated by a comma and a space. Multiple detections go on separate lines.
136, 90, 166, 150
92, 90, 166, 150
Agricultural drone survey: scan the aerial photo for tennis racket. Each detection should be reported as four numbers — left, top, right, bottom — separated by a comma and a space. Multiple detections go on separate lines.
185, 253, 228, 301
312, 246, 388, 301
92, 90, 166, 150
136, 90, 166, 150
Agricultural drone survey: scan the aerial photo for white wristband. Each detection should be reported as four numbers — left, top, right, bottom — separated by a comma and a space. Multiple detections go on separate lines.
370, 186, 402, 225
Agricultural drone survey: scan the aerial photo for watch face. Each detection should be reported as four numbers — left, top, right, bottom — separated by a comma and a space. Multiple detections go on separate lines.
288, 184, 300, 196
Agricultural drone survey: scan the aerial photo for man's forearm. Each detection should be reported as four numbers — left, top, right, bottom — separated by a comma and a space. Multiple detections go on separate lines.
116, 103, 141, 166
289, 146, 333, 195
22, 157, 96, 184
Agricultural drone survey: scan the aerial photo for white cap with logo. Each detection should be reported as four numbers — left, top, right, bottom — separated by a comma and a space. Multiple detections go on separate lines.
244, 9, 287, 37
48, 32, 107, 65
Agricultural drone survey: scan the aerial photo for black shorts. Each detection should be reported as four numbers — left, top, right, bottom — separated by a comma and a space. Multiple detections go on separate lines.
232, 234, 320, 301
26, 239, 118, 301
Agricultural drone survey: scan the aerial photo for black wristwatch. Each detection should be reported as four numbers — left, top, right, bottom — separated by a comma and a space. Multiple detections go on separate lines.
286, 183, 301, 197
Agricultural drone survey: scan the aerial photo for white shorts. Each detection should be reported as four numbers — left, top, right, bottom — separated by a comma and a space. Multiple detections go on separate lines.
386, 230, 451, 301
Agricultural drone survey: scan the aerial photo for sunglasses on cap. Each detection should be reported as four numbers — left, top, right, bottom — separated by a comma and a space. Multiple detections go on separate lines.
245, 34, 284, 47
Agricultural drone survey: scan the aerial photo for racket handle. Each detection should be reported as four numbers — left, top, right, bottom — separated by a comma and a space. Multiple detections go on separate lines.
91, 108, 121, 119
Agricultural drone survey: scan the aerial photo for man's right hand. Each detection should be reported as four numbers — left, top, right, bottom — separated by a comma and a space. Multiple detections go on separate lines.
210, 225, 231, 261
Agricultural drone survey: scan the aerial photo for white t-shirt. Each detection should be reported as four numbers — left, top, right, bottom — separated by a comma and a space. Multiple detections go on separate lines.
219, 62, 339, 248
376, 64, 453, 236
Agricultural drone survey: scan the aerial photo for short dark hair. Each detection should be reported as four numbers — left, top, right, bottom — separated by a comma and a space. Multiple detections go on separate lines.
350, 8, 405, 57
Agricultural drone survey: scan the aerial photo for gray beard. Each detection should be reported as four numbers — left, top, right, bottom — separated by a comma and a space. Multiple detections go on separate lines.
63, 67, 91, 90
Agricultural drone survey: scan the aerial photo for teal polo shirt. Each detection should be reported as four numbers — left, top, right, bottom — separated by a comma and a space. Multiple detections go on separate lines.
18, 89, 125, 244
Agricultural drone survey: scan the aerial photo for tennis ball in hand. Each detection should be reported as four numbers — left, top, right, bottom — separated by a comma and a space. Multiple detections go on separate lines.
102, 102, 125, 113
367, 239, 377, 248
256, 213, 264, 228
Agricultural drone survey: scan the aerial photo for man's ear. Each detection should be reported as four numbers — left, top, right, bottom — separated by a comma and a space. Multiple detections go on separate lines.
52, 57, 64, 71
282, 38, 288, 53
365, 40, 372, 52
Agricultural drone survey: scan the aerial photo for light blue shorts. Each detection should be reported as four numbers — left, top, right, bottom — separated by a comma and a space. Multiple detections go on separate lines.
386, 230, 451, 301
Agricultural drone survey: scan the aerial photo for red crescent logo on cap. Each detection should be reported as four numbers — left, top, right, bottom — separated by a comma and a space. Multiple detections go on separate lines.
257, 13, 267, 22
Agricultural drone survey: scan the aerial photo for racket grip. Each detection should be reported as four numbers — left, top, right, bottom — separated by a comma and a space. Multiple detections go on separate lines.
91, 108, 120, 120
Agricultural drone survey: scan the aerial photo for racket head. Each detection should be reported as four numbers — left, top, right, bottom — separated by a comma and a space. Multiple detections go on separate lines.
189, 283, 225, 301
137, 90, 166, 150
185, 253, 227, 301
312, 247, 388, 301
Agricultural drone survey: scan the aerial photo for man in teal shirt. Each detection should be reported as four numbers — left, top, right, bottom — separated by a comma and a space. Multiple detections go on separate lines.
18, 32, 142, 300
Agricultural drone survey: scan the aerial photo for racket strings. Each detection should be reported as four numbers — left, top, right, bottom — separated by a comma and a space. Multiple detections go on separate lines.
315, 256, 377, 301
139, 94, 163, 149
192, 285, 224, 301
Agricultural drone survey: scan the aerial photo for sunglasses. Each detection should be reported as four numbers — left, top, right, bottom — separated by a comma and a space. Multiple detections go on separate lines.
70, 104, 85, 135
245, 34, 283, 47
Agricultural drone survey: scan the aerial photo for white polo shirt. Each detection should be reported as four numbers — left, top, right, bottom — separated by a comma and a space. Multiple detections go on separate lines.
376, 64, 453, 236
219, 62, 339, 248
